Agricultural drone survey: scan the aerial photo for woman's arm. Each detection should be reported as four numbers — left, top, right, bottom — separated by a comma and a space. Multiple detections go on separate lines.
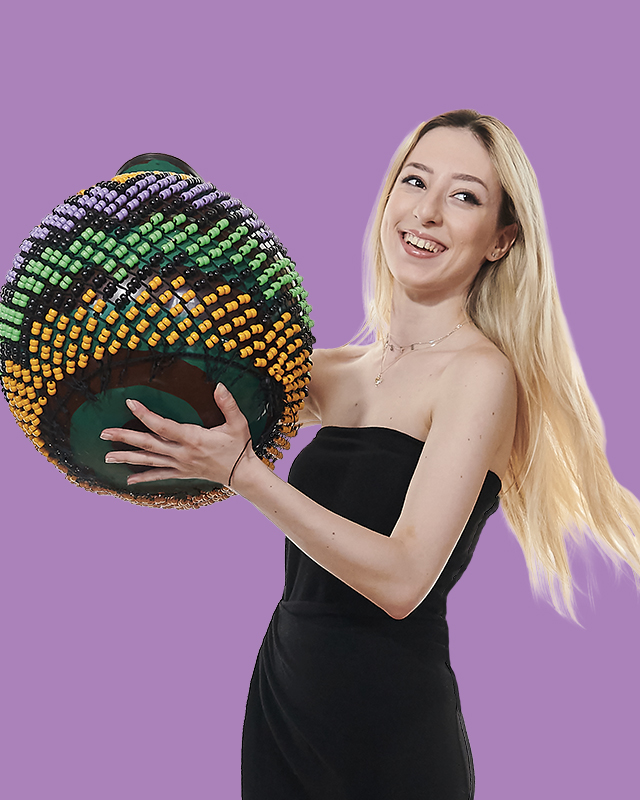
101, 349, 516, 619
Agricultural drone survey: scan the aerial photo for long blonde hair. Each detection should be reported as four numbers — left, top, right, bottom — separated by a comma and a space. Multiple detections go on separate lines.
363, 109, 640, 621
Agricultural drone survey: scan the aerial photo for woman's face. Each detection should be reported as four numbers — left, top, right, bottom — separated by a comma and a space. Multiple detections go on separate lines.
381, 126, 513, 302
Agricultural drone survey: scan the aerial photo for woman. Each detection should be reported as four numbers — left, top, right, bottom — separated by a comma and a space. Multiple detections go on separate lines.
100, 110, 640, 799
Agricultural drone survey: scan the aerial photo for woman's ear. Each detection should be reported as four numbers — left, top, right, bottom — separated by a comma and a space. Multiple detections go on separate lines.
487, 222, 518, 261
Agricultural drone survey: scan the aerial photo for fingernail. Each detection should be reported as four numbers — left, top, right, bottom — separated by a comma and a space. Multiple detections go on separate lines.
126, 399, 137, 411
105, 454, 115, 463
217, 383, 229, 398
100, 431, 113, 440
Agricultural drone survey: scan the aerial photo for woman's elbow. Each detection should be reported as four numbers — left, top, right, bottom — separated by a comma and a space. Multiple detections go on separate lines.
383, 582, 426, 620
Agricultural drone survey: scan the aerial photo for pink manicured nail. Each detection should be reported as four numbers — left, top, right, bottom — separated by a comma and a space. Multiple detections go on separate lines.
126, 399, 137, 411
217, 383, 229, 397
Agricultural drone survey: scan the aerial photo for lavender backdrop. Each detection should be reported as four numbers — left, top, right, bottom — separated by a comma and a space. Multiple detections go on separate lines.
1, 1, 638, 798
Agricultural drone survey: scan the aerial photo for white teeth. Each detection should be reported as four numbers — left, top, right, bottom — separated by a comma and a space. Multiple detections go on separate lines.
403, 232, 444, 253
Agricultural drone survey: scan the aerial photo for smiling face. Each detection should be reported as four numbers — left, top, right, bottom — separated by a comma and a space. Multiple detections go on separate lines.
380, 126, 515, 303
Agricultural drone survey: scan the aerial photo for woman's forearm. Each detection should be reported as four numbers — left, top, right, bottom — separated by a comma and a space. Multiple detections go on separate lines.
233, 455, 414, 619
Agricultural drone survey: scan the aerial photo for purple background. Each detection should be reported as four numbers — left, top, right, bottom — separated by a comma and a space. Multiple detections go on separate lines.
1, 1, 638, 798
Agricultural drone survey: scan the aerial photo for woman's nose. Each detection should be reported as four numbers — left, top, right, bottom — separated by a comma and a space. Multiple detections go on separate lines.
413, 190, 443, 225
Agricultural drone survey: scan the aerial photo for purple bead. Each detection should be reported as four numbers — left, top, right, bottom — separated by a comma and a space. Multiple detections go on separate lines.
116, 209, 128, 221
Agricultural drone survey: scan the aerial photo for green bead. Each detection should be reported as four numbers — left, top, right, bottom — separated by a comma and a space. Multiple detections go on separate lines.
174, 214, 186, 226
149, 213, 164, 225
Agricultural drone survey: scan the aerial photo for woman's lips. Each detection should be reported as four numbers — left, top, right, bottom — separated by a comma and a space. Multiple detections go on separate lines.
399, 231, 447, 258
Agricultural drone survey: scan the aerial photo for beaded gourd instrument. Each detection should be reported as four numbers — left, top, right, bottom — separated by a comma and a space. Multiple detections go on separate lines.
0, 155, 314, 508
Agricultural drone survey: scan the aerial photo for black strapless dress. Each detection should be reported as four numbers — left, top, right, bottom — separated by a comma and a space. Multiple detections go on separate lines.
241, 426, 501, 800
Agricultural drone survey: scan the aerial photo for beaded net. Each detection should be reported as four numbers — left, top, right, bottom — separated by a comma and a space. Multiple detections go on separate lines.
0, 169, 314, 508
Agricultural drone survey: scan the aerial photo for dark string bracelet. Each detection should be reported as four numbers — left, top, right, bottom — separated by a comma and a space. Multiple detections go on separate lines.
227, 437, 253, 488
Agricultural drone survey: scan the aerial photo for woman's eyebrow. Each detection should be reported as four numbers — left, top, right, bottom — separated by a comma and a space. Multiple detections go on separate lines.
404, 161, 488, 191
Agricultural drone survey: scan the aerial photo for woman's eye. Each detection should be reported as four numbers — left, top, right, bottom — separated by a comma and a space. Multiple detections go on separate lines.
453, 191, 480, 205
401, 175, 426, 189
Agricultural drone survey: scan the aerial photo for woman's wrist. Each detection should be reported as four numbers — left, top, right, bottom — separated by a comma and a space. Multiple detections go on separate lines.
228, 447, 274, 498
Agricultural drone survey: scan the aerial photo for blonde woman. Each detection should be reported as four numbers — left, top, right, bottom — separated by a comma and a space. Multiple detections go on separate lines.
100, 110, 640, 799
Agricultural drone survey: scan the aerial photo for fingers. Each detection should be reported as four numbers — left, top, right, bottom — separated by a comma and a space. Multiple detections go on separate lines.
124, 399, 187, 441
100, 426, 175, 455
126, 468, 185, 486
214, 383, 249, 429
105, 449, 176, 468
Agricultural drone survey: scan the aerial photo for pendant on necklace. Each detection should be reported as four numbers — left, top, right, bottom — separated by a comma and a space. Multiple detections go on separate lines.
374, 373, 382, 386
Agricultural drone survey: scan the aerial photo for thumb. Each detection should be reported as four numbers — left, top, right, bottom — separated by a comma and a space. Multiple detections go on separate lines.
214, 383, 246, 426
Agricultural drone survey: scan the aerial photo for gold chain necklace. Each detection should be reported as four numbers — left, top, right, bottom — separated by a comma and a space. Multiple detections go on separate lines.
374, 321, 468, 386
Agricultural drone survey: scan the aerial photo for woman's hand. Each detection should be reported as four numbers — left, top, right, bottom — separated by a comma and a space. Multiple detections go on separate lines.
100, 383, 257, 488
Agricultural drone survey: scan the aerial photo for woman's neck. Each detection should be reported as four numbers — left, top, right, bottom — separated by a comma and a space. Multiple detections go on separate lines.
387, 292, 468, 347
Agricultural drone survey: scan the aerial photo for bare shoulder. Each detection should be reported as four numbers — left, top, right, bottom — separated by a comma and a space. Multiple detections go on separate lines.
300, 345, 373, 425
310, 344, 371, 367
427, 339, 517, 477
437, 339, 516, 408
